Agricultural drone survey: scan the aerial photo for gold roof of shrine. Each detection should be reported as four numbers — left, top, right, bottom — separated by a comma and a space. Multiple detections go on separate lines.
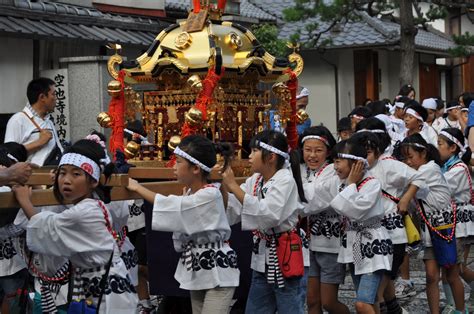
107, 9, 300, 84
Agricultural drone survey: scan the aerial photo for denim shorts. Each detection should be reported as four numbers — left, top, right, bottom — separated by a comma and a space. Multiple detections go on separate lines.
308, 251, 345, 284
351, 269, 384, 304
245, 270, 304, 314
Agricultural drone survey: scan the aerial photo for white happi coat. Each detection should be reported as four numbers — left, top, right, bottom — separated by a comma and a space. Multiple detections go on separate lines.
369, 158, 427, 244
107, 201, 139, 286
443, 162, 474, 238
152, 183, 240, 291
0, 187, 26, 277
226, 168, 303, 274
416, 161, 453, 247
302, 163, 344, 254
433, 117, 461, 134
25, 198, 138, 314
308, 173, 393, 275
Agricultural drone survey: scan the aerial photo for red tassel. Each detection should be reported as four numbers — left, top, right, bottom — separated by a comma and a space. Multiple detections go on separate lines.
193, 0, 200, 13
217, 0, 226, 11
108, 70, 126, 159
167, 67, 224, 168
284, 69, 298, 150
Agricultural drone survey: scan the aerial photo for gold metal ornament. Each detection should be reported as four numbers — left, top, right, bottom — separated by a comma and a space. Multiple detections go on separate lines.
297, 109, 309, 124
187, 75, 203, 90
124, 141, 140, 159
225, 32, 243, 50
175, 32, 193, 49
168, 135, 181, 151
106, 43, 123, 79
185, 107, 203, 127
97, 112, 113, 128
287, 42, 304, 77
107, 80, 122, 98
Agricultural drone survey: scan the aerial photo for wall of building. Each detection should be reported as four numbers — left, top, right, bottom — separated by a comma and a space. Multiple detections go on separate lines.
0, 37, 33, 114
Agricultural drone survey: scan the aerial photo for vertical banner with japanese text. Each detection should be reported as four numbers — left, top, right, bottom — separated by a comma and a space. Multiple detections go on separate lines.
40, 69, 70, 144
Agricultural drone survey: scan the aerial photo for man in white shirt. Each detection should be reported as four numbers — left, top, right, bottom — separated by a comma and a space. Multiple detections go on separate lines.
4, 78, 63, 166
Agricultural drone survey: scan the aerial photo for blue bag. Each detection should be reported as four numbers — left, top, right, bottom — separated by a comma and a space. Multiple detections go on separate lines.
67, 300, 97, 314
429, 224, 457, 269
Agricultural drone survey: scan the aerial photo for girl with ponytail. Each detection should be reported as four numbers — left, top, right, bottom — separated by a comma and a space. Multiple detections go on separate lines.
221, 130, 306, 313
127, 135, 240, 314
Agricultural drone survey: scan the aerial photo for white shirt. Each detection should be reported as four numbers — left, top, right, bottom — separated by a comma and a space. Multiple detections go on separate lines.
433, 117, 461, 134
416, 161, 453, 247
4, 105, 63, 166
152, 183, 240, 290
369, 158, 427, 244
420, 123, 439, 147
443, 162, 474, 238
227, 169, 303, 273
302, 163, 344, 254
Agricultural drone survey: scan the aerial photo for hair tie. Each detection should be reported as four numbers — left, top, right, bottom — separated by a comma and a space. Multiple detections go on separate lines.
85, 134, 106, 148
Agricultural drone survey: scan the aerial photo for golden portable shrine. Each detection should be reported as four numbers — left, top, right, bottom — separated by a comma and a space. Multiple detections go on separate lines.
98, 0, 305, 168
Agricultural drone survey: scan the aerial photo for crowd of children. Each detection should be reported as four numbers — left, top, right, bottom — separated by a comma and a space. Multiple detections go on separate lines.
0, 86, 472, 314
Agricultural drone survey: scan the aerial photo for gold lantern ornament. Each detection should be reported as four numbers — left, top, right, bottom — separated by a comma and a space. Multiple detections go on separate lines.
107, 80, 122, 98
297, 109, 309, 124
124, 141, 140, 159
97, 112, 113, 128
185, 107, 203, 127
168, 135, 182, 152
187, 75, 203, 91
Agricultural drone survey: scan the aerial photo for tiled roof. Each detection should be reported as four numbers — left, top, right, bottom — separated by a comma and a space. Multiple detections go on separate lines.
0, 0, 168, 46
165, 0, 277, 22
250, 0, 457, 53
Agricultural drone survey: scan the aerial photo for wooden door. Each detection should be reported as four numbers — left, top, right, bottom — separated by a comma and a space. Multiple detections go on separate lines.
354, 50, 379, 106
419, 63, 440, 100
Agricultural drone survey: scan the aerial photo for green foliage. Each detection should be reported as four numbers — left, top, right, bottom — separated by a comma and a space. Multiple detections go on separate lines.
251, 24, 289, 58
448, 32, 474, 57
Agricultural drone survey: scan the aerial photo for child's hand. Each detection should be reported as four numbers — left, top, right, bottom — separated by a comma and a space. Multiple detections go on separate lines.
12, 185, 32, 200
397, 198, 409, 215
127, 178, 141, 192
347, 160, 364, 185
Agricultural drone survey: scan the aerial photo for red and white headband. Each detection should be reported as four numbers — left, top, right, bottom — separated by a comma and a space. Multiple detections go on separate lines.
337, 153, 369, 168
302, 135, 329, 146
405, 108, 424, 122
59, 153, 101, 181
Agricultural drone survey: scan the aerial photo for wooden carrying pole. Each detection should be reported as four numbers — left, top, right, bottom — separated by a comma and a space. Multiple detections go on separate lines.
0, 167, 246, 208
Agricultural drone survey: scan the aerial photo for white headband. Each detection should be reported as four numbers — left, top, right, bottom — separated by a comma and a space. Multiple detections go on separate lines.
174, 146, 212, 173
422, 98, 437, 110
7, 154, 18, 162
405, 108, 424, 122
447, 105, 461, 111
337, 153, 369, 168
302, 135, 329, 146
356, 129, 386, 134
351, 114, 365, 120
439, 131, 467, 156
461, 108, 468, 112
403, 142, 426, 149
59, 153, 101, 181
258, 141, 289, 160
394, 102, 405, 109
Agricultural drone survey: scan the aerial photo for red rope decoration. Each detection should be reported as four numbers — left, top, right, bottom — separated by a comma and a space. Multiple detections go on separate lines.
108, 70, 126, 159
193, 0, 200, 12
284, 69, 298, 150
168, 67, 223, 168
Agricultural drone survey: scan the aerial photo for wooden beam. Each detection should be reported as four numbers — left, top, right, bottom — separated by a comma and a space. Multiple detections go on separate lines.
128, 167, 224, 180
26, 173, 129, 187
0, 178, 247, 208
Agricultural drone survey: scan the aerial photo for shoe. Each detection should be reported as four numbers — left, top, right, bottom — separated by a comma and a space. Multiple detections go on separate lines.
395, 280, 416, 299
137, 303, 154, 314
441, 304, 456, 314
401, 306, 409, 314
